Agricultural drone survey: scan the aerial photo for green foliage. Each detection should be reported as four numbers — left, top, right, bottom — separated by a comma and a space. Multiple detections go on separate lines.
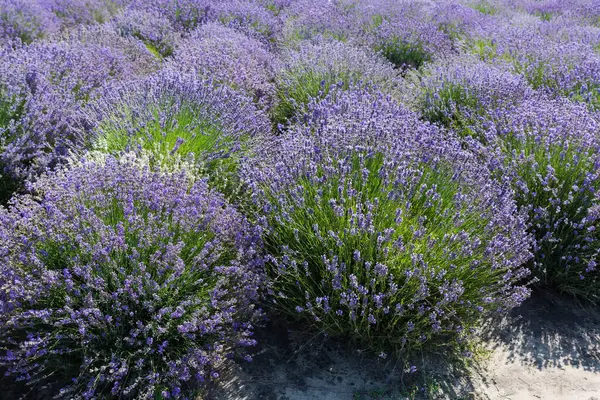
144, 42, 164, 59
0, 169, 20, 206
272, 69, 353, 127
470, 1, 498, 15
497, 133, 600, 301
0, 90, 26, 203
437, 22, 464, 42
421, 82, 483, 140
537, 11, 553, 21
97, 105, 224, 158
371, 14, 384, 29
470, 38, 498, 61
262, 151, 524, 355
376, 38, 431, 70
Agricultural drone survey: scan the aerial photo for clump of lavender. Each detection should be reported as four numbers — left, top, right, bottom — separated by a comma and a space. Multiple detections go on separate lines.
0, 153, 264, 399
272, 39, 399, 127
212, 0, 282, 45
245, 87, 532, 356
86, 71, 270, 196
369, 18, 451, 70
0, 0, 58, 43
467, 25, 600, 109
131, 0, 280, 40
507, 37, 600, 108
112, 8, 178, 58
409, 58, 533, 140
46, 0, 125, 26
278, 0, 356, 45
53, 24, 161, 76
357, 2, 454, 71
130, 0, 214, 31
429, 1, 502, 42
168, 22, 278, 107
485, 98, 600, 301
0, 40, 136, 199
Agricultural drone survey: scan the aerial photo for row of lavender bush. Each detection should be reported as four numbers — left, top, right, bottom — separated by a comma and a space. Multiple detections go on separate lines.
1, 0, 600, 398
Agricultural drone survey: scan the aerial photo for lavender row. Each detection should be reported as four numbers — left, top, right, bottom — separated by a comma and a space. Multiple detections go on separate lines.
1, 0, 600, 398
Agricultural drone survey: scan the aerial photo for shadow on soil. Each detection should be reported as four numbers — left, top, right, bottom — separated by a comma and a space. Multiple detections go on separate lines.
208, 318, 476, 400
480, 290, 600, 373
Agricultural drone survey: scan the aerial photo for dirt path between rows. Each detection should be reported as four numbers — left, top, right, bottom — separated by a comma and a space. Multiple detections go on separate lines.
210, 292, 600, 400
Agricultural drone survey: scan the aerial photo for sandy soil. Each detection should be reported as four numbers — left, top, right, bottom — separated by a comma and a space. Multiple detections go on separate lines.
472, 292, 600, 400
209, 292, 600, 400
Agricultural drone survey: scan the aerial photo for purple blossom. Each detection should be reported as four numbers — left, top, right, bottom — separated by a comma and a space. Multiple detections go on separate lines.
167, 22, 278, 106
0, 153, 264, 398
244, 86, 532, 356
0, 38, 144, 187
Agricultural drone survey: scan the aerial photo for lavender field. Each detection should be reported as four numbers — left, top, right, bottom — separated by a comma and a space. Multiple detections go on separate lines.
1, 0, 600, 399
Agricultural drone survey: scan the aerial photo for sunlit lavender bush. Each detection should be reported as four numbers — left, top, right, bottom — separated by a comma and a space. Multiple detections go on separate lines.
111, 8, 178, 58
468, 24, 600, 109
0, 40, 138, 202
272, 39, 399, 126
369, 18, 452, 70
132, 0, 280, 40
409, 58, 533, 140
212, 0, 282, 45
46, 0, 125, 26
429, 0, 502, 42
356, 2, 454, 71
484, 98, 600, 301
245, 87, 532, 356
0, 0, 58, 44
53, 24, 161, 75
86, 71, 269, 197
279, 0, 356, 45
169, 22, 278, 107
0, 153, 264, 399
130, 0, 213, 31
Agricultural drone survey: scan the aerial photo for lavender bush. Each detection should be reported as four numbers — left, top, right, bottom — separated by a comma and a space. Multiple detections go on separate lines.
484, 98, 600, 301
86, 71, 270, 197
466, 24, 600, 109
168, 22, 278, 107
130, 0, 214, 31
111, 8, 178, 58
409, 58, 533, 139
53, 24, 161, 76
131, 0, 280, 41
358, 2, 454, 71
244, 87, 532, 356
0, 153, 263, 399
0, 40, 137, 201
278, 0, 356, 45
0, 0, 58, 44
212, 0, 282, 45
272, 39, 399, 126
46, 0, 125, 26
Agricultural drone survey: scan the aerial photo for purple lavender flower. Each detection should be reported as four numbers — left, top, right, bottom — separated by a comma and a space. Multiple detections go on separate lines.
0, 153, 264, 398
0, 0, 59, 43
272, 38, 399, 125
0, 39, 140, 190
168, 22, 278, 106
244, 86, 532, 356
